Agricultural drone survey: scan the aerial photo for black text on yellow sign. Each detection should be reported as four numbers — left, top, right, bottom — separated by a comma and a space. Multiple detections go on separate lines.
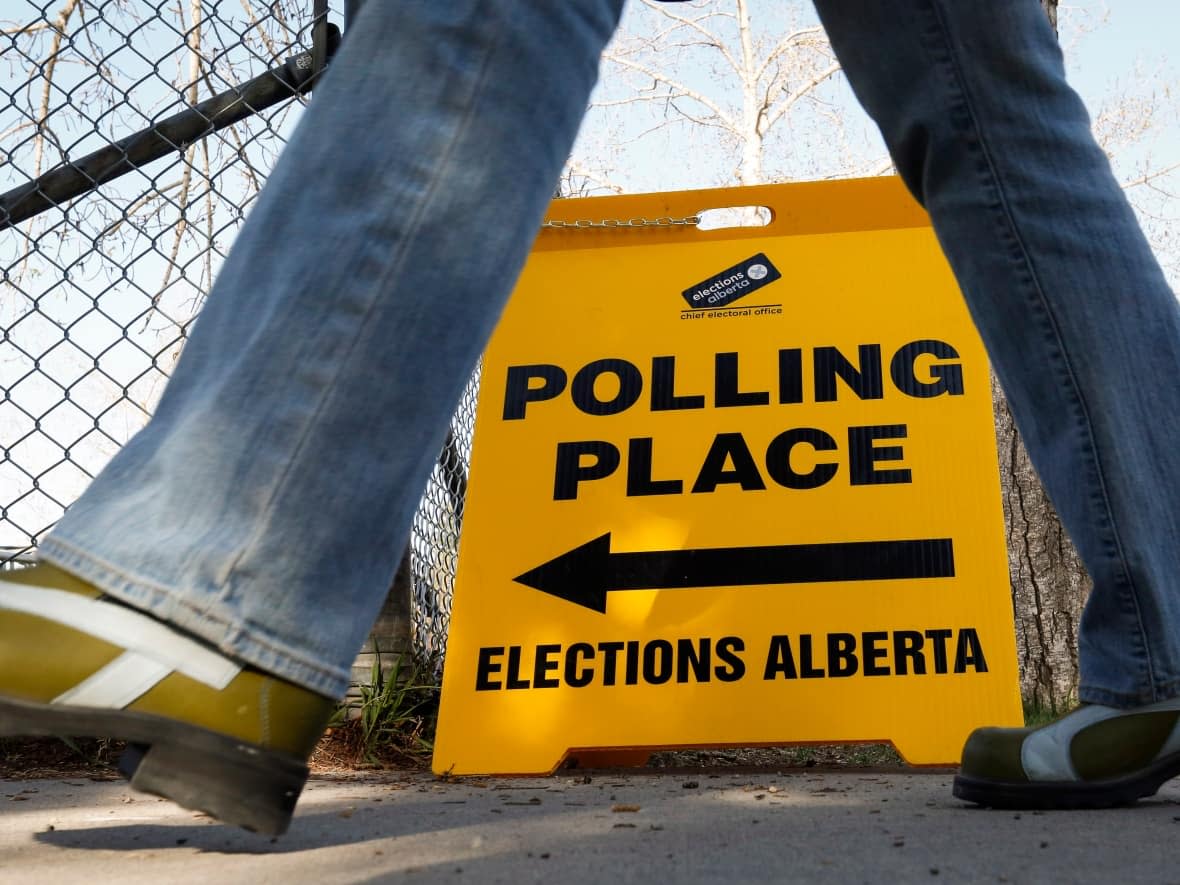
473, 627, 988, 692
502, 339, 964, 502
432, 179, 1023, 776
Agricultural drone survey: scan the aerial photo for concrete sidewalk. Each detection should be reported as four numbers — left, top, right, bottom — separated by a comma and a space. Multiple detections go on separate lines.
2, 770, 1178, 884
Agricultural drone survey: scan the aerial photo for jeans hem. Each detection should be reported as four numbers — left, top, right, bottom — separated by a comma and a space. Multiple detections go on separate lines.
1077, 680, 1180, 709
36, 535, 348, 699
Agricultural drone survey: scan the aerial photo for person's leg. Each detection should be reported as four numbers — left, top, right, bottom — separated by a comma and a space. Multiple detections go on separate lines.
812, 0, 1180, 805
0, 0, 624, 832
40, 0, 624, 698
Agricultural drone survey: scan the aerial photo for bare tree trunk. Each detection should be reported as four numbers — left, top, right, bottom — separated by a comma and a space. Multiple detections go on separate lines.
1040, 0, 1059, 35
993, 375, 1089, 713
349, 550, 413, 710
995, 0, 1090, 713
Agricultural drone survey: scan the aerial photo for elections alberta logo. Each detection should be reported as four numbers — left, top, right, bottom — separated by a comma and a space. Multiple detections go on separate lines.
681, 252, 782, 318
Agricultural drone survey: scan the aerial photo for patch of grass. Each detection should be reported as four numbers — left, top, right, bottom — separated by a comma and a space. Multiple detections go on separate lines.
1024, 700, 1078, 728
319, 648, 440, 768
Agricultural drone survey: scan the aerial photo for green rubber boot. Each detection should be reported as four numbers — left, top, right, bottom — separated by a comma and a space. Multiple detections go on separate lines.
954, 700, 1180, 809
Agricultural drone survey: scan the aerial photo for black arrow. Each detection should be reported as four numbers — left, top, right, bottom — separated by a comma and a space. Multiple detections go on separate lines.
514, 534, 955, 613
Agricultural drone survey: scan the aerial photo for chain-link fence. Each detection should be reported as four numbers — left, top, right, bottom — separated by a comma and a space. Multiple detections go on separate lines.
1, 1, 468, 665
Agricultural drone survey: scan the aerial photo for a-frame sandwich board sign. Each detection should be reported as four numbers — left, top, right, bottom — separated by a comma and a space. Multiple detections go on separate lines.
433, 177, 1022, 776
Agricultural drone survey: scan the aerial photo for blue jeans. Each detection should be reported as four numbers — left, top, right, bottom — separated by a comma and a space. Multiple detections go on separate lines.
40, 0, 1180, 706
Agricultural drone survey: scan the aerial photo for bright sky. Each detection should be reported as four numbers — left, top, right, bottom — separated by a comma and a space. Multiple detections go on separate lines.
1064, 2, 1178, 132
1066, 1, 1178, 87
587, 0, 1180, 180
571, 0, 1180, 280
1039, 2, 1179, 281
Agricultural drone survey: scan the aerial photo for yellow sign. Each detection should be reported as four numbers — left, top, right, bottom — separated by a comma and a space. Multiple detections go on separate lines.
433, 178, 1022, 775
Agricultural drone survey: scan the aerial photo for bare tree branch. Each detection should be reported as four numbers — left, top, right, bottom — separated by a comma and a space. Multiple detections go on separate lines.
33, 0, 83, 177
637, 0, 742, 76
155, 0, 205, 307
763, 61, 842, 131
602, 53, 738, 131
1, 21, 54, 36
562, 159, 625, 196
1122, 159, 1180, 191
754, 25, 826, 83
238, 0, 282, 62
593, 92, 688, 110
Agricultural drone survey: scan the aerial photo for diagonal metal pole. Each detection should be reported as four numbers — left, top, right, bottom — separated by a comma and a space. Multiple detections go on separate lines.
0, 25, 340, 232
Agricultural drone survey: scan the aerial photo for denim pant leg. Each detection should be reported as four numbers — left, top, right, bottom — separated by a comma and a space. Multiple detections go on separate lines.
39, 0, 625, 699
813, 0, 1180, 706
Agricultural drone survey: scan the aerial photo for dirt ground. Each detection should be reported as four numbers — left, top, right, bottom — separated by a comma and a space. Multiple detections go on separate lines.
1, 728, 906, 783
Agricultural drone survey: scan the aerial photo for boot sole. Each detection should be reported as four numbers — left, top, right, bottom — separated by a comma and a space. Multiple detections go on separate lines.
953, 753, 1180, 809
0, 695, 307, 835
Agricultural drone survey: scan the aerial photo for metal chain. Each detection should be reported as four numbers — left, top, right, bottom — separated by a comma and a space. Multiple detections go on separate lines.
541, 215, 701, 230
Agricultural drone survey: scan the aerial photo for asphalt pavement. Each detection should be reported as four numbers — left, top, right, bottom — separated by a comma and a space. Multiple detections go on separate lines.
2, 769, 1179, 884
